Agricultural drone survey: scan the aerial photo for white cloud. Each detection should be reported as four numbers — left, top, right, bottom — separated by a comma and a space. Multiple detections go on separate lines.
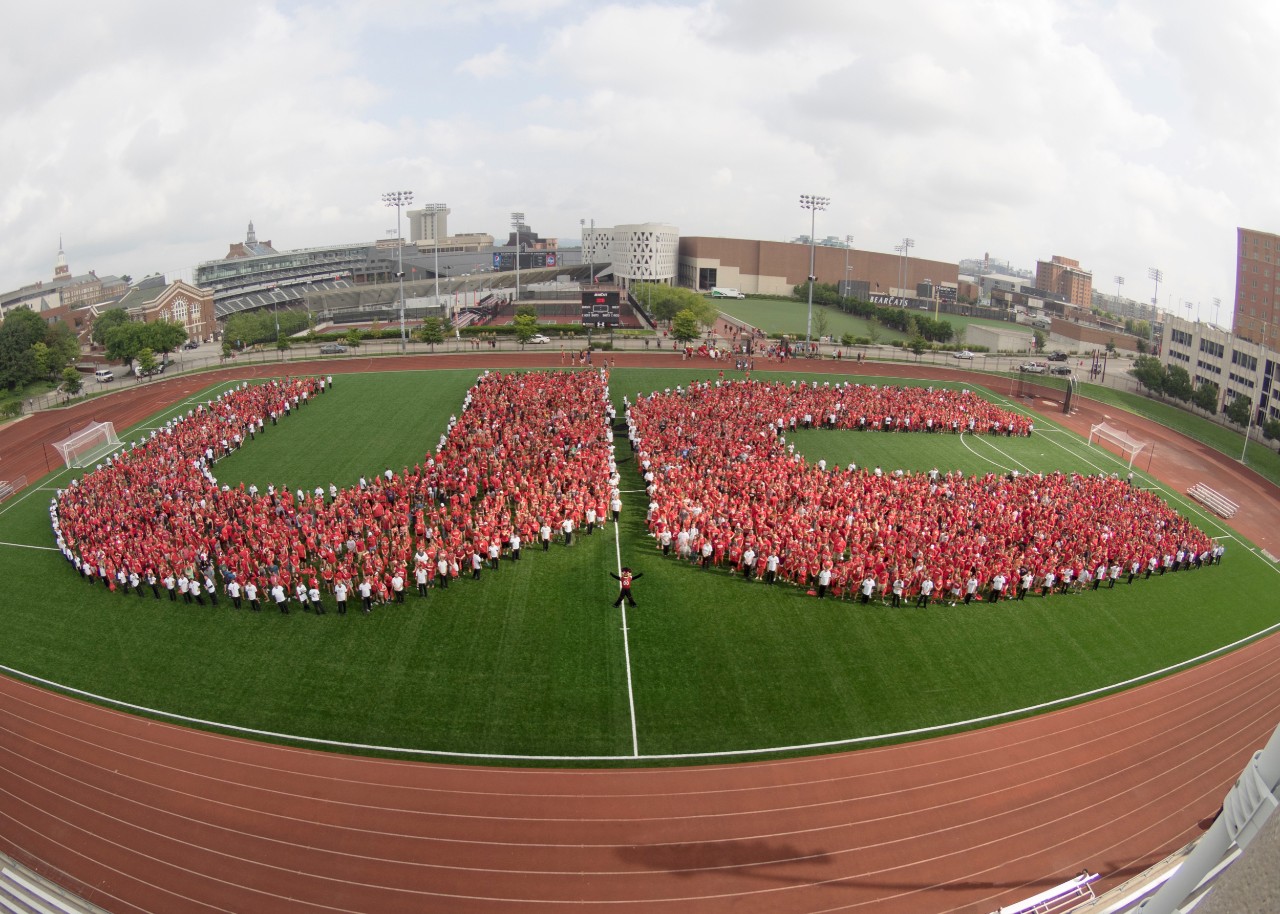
456, 45, 513, 80
2, 0, 1278, 320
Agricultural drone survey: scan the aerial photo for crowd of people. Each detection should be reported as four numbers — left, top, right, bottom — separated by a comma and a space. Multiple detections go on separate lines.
50, 370, 1216, 613
52, 371, 618, 614
626, 379, 1216, 603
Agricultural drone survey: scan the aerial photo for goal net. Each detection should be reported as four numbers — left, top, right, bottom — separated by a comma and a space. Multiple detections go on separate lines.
1087, 421, 1147, 469
54, 421, 123, 469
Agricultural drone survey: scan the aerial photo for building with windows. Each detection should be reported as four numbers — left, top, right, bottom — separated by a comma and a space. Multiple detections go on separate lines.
115, 277, 216, 342
0, 241, 128, 321
1233, 227, 1280, 348
678, 236, 957, 301
1035, 255, 1093, 309
573, 223, 678, 289
1161, 313, 1280, 424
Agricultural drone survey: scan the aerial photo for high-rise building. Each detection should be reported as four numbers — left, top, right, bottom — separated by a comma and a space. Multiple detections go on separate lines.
1232, 227, 1280, 348
1035, 255, 1093, 309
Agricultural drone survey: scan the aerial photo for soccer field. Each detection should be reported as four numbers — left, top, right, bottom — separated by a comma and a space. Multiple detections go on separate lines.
1, 366, 1275, 765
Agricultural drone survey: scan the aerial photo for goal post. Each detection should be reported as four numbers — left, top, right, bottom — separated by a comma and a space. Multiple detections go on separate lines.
54, 421, 123, 469
1087, 421, 1147, 470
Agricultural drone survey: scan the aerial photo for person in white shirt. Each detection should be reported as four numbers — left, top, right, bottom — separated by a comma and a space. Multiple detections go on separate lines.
309, 582, 324, 614
226, 579, 242, 609
244, 580, 260, 611
271, 583, 289, 613
816, 566, 832, 599
561, 516, 574, 547
334, 580, 349, 615
916, 577, 934, 608
860, 575, 877, 605
358, 579, 373, 613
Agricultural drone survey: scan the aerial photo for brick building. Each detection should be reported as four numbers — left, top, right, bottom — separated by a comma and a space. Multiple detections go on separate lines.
1035, 255, 1093, 309
1233, 227, 1280, 349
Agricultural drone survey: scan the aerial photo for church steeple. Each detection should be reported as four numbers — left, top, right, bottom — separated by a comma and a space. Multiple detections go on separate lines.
246, 220, 257, 246
54, 235, 69, 279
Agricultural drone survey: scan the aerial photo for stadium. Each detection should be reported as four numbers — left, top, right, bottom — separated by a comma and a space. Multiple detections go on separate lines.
1, 345, 1279, 914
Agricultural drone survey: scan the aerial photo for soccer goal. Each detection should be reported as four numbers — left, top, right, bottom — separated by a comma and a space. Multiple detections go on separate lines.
1088, 421, 1148, 469
54, 421, 123, 469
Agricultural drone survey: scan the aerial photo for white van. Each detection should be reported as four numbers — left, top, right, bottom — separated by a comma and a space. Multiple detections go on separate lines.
710, 287, 745, 299
94, 368, 114, 383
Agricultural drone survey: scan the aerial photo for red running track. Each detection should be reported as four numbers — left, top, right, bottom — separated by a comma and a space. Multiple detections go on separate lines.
1, 351, 1277, 913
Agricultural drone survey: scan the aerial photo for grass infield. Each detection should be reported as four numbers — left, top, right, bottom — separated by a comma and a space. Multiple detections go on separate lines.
1, 367, 1275, 766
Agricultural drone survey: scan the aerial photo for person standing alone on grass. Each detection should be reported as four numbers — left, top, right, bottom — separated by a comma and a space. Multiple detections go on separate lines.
611, 567, 643, 607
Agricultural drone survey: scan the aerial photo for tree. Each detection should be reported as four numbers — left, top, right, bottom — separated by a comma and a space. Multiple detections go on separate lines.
103, 322, 148, 363
0, 309, 45, 390
1191, 380, 1219, 414
866, 323, 882, 346
344, 329, 362, 348
671, 310, 701, 344
415, 318, 445, 351
1130, 355, 1166, 395
60, 366, 82, 398
514, 313, 539, 345
92, 308, 132, 346
1105, 339, 1117, 354
515, 304, 538, 321
1262, 418, 1280, 449
30, 342, 53, 379
1223, 394, 1252, 427
1162, 364, 1193, 403
146, 320, 188, 355
136, 347, 158, 377
1032, 330, 1047, 352
908, 337, 927, 358
811, 306, 830, 341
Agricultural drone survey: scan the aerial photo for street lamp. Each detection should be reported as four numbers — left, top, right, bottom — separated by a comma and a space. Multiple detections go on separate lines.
382, 190, 413, 350
511, 212, 525, 303
842, 234, 853, 304
799, 194, 830, 348
423, 203, 446, 316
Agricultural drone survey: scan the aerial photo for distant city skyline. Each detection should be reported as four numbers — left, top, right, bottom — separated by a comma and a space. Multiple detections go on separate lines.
3, 0, 1275, 328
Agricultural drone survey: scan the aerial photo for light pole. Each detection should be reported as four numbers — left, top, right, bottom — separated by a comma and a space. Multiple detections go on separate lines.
842, 234, 853, 304
900, 237, 915, 301
1115, 275, 1124, 302
424, 203, 446, 315
511, 212, 525, 303
1148, 267, 1163, 310
799, 194, 830, 348
382, 190, 413, 350
1213, 296, 1222, 328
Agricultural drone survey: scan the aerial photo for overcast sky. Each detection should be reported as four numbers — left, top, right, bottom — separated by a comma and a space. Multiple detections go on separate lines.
3, 0, 1275, 326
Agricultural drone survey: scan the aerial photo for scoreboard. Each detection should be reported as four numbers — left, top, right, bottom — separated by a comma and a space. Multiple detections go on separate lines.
581, 289, 620, 327
492, 251, 558, 270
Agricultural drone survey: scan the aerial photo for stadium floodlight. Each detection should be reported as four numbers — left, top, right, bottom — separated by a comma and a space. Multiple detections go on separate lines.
382, 191, 413, 350
511, 212, 525, 302
1115, 275, 1124, 300
1148, 267, 1163, 309
798, 195, 830, 348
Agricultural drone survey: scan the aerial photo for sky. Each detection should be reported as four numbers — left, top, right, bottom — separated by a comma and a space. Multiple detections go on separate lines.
3, 0, 1278, 327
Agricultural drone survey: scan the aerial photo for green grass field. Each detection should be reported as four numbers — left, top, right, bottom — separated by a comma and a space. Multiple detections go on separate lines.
719, 296, 1021, 345
1, 366, 1275, 766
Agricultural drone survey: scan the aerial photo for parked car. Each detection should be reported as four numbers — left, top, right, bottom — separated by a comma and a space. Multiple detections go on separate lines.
953, 350, 974, 360
182, 340, 200, 350
527, 334, 552, 344
1050, 365, 1073, 376
1047, 351, 1068, 362
94, 368, 114, 383
138, 361, 167, 377
1018, 362, 1047, 374
319, 343, 348, 355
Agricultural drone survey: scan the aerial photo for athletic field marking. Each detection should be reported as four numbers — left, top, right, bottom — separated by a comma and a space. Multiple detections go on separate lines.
0, 466, 71, 518
966, 433, 1035, 474
957, 433, 1018, 475
0, 541, 57, 552
5, 617, 1280, 762
614, 472, 640, 758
